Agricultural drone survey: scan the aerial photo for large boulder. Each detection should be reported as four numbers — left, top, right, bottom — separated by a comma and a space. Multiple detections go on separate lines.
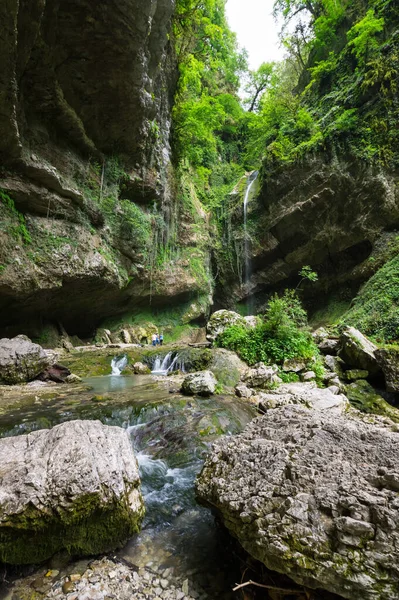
0, 335, 54, 384
181, 371, 217, 396
197, 405, 399, 600
0, 420, 144, 564
206, 310, 246, 342
339, 327, 380, 375
209, 348, 247, 388
375, 347, 399, 393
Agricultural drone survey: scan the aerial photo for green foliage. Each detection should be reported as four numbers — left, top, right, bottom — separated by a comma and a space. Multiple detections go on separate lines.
0, 189, 31, 244
342, 254, 399, 343
118, 200, 152, 249
347, 9, 384, 65
217, 291, 318, 366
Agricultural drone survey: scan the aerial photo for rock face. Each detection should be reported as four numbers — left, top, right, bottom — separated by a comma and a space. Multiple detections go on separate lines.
375, 347, 399, 393
0, 420, 144, 564
339, 327, 380, 375
197, 404, 399, 600
0, 335, 54, 384
215, 154, 399, 311
181, 371, 217, 396
0, 0, 212, 339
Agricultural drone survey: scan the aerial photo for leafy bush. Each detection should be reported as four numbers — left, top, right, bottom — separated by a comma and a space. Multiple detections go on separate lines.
217, 291, 318, 366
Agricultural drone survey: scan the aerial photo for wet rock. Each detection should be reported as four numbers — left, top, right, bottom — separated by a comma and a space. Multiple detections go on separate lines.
312, 327, 329, 343
181, 371, 217, 396
339, 326, 380, 375
0, 420, 144, 564
0, 335, 54, 384
133, 362, 151, 375
37, 363, 71, 383
375, 347, 399, 393
196, 404, 399, 600
345, 369, 369, 381
206, 310, 246, 343
345, 379, 399, 422
208, 348, 246, 388
242, 362, 279, 389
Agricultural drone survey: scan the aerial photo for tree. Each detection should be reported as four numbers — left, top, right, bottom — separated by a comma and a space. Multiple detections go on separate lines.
244, 62, 275, 113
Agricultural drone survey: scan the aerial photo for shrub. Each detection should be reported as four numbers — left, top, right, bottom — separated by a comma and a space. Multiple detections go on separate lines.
217, 291, 318, 367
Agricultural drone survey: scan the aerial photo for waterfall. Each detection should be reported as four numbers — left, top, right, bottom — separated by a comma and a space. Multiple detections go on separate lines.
111, 355, 128, 376
243, 171, 258, 313
151, 352, 185, 376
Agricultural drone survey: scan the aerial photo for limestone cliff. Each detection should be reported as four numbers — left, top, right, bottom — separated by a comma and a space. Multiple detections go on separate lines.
216, 154, 399, 314
0, 0, 212, 338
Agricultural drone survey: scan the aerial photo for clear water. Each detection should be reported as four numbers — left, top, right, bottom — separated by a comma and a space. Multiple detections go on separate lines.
0, 373, 256, 597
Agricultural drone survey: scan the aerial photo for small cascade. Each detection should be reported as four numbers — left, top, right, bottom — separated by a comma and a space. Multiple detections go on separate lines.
243, 170, 259, 313
111, 354, 128, 376
151, 352, 185, 375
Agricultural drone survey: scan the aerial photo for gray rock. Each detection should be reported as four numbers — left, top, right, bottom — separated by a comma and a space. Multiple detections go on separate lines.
0, 335, 54, 384
339, 326, 380, 375
301, 371, 316, 382
318, 338, 340, 355
324, 354, 346, 377
196, 405, 399, 600
0, 420, 144, 564
133, 362, 151, 375
235, 383, 254, 399
282, 358, 306, 373
375, 347, 399, 393
256, 382, 348, 413
242, 362, 279, 389
181, 371, 217, 396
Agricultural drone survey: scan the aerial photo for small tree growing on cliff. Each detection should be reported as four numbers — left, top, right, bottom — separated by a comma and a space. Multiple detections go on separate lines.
296, 265, 318, 290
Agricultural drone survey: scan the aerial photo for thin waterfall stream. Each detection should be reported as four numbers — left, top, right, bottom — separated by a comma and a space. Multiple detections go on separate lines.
243, 171, 258, 313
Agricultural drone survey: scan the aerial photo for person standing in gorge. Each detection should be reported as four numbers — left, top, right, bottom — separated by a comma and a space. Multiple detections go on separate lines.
151, 333, 157, 346
156, 333, 160, 345
159, 333, 164, 346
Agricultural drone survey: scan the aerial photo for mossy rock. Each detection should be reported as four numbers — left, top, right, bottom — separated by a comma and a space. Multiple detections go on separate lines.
345, 380, 399, 422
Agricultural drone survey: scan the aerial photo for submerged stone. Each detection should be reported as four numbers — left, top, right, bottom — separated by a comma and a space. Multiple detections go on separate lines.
0, 420, 144, 564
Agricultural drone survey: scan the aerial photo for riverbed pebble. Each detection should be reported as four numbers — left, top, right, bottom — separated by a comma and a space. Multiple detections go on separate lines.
9, 557, 216, 600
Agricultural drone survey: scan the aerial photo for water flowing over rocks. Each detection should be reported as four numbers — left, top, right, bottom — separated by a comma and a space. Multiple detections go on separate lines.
0, 420, 144, 564
0, 334, 55, 384
196, 397, 399, 599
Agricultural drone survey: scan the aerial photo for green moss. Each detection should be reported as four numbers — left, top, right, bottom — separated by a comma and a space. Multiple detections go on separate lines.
0, 489, 144, 565
346, 380, 399, 422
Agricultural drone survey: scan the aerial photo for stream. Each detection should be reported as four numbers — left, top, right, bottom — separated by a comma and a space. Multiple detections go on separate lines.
0, 365, 257, 598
